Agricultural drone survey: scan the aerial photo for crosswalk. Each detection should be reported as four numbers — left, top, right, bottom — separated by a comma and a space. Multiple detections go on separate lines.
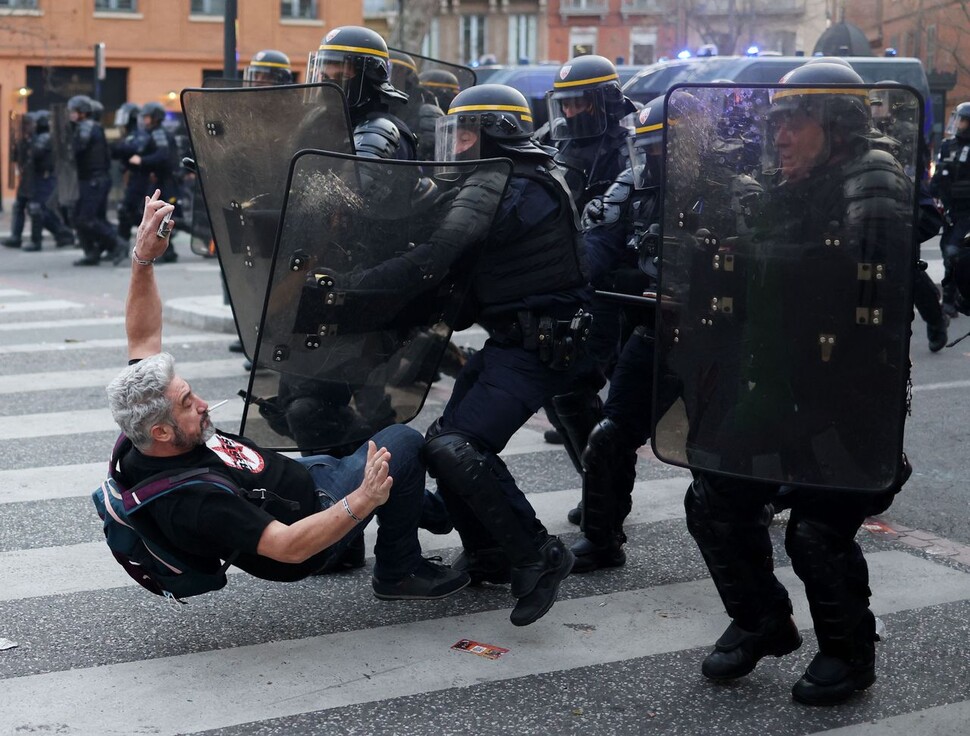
1, 270, 969, 735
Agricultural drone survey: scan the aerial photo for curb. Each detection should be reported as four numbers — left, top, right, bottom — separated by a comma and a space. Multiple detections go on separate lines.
165, 295, 236, 334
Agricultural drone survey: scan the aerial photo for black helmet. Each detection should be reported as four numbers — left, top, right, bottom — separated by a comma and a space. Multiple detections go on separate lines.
113, 102, 141, 132
67, 95, 94, 116
389, 49, 421, 96
419, 68, 461, 110
309, 25, 405, 107
946, 101, 970, 140
244, 49, 293, 86
770, 61, 870, 144
624, 96, 665, 189
33, 109, 51, 133
546, 54, 636, 140
141, 101, 166, 128
436, 83, 546, 167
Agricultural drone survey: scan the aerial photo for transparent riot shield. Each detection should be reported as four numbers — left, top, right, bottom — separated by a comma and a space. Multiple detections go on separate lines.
389, 48, 477, 93
181, 83, 353, 356
239, 152, 512, 454
49, 104, 79, 209
653, 83, 920, 492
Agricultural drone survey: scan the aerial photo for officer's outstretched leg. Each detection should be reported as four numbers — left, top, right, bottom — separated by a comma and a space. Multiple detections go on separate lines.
569, 418, 636, 572
913, 265, 948, 351
425, 428, 574, 626
685, 473, 801, 680
786, 498, 877, 706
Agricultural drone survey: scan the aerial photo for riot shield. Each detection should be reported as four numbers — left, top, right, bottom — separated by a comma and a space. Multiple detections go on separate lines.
239, 152, 512, 454
49, 104, 79, 208
181, 83, 353, 355
652, 83, 920, 492
389, 49, 476, 93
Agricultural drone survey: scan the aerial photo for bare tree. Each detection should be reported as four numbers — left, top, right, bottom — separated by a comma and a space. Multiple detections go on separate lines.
387, 0, 440, 54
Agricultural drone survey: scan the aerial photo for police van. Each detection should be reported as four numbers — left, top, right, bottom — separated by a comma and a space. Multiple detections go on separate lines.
622, 55, 933, 143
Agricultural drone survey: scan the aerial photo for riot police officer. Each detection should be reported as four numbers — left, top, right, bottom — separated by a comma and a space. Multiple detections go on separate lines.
68, 95, 128, 267
132, 101, 179, 263
345, 84, 591, 625
930, 101, 970, 316
243, 49, 293, 86
387, 49, 444, 161
566, 100, 666, 571
541, 56, 636, 455
307, 26, 417, 162
683, 63, 914, 706
111, 103, 150, 250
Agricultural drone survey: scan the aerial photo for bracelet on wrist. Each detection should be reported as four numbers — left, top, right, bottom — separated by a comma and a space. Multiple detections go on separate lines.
132, 248, 155, 266
342, 496, 363, 522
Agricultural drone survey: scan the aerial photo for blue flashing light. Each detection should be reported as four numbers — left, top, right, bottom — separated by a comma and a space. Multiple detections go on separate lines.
677, 49, 692, 60
746, 45, 759, 57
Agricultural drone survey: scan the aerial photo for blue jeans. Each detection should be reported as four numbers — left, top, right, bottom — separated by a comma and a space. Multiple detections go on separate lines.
297, 424, 425, 582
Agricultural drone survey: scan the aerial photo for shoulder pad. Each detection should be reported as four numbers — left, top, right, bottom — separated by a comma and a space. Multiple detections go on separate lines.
354, 116, 401, 159
581, 171, 633, 230
151, 128, 169, 146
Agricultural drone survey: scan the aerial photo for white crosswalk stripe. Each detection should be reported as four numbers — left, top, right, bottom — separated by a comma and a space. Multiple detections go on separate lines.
1, 291, 968, 736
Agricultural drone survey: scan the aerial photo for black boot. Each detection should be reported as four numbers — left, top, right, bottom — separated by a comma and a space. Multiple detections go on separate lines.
566, 500, 582, 525
927, 314, 949, 352
702, 615, 802, 680
509, 537, 575, 626
791, 649, 876, 706
451, 547, 511, 585
2, 237, 22, 249
569, 534, 626, 573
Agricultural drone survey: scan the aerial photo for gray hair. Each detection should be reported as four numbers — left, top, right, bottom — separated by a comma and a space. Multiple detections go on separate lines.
105, 352, 177, 451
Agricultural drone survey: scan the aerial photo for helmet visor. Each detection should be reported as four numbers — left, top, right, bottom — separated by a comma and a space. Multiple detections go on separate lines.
434, 113, 481, 181
546, 88, 608, 141
308, 49, 366, 106
623, 110, 663, 190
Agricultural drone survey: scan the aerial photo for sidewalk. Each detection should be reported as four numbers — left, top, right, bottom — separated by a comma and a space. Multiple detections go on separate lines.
165, 294, 235, 334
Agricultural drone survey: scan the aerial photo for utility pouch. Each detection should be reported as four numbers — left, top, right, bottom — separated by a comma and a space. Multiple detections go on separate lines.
541, 309, 593, 371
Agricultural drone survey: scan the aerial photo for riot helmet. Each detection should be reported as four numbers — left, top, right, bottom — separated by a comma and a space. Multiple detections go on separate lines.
33, 109, 51, 134
768, 61, 870, 180
869, 81, 918, 136
244, 49, 293, 86
546, 55, 636, 141
389, 49, 421, 98
435, 83, 542, 178
307, 25, 406, 107
945, 101, 970, 140
419, 68, 461, 111
141, 101, 166, 129
90, 98, 105, 118
113, 102, 141, 134
67, 95, 94, 117
624, 96, 665, 189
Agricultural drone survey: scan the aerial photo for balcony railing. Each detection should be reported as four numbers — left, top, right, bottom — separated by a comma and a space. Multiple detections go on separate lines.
621, 0, 667, 15
560, 0, 609, 18
694, 0, 805, 15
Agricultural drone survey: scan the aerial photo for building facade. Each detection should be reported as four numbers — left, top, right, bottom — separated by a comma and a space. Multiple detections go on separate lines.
1, 0, 361, 202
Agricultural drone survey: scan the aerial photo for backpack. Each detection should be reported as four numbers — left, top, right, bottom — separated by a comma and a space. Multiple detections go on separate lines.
91, 434, 246, 601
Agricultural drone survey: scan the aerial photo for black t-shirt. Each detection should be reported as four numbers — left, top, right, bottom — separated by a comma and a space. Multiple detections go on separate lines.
117, 430, 331, 581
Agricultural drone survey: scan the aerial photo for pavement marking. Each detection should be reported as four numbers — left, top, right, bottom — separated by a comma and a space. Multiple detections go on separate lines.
0, 288, 30, 298
813, 701, 970, 735
0, 478, 688, 600
0, 299, 83, 313
0, 316, 124, 332
911, 379, 970, 393
0, 333, 235, 354
0, 551, 965, 736
0, 358, 248, 395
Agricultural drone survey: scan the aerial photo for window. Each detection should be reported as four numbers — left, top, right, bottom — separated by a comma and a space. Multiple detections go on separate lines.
460, 15, 487, 66
95, 0, 137, 10
421, 17, 440, 60
281, 0, 316, 19
926, 25, 937, 72
0, 0, 39, 8
508, 14, 537, 64
191, 0, 225, 15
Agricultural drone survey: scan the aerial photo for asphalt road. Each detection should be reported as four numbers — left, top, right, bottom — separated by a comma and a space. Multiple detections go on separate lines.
0, 232, 968, 735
